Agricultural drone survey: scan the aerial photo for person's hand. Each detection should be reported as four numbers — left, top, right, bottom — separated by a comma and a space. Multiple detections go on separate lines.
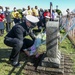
23, 49, 30, 57
3, 19, 6, 22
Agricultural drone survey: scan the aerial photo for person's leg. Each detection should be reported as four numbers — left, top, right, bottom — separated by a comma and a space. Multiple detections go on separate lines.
4, 37, 23, 66
9, 23, 11, 31
0, 30, 1, 36
6, 23, 8, 32
6, 22, 11, 32
7, 23, 10, 32
0, 22, 4, 35
11, 39, 23, 63
1, 29, 4, 36
22, 38, 34, 49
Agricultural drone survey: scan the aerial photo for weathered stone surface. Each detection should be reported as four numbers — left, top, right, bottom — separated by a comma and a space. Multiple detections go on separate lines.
46, 21, 59, 57
41, 20, 61, 68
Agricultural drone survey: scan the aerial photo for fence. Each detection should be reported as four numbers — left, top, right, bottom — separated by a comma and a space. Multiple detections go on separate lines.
60, 14, 75, 45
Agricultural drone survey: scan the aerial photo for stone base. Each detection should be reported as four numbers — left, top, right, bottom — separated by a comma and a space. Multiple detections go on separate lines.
41, 50, 61, 68
24, 54, 64, 75
42, 57, 60, 68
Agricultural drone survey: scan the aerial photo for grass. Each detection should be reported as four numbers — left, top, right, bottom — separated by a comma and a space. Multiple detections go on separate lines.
59, 30, 75, 54
0, 29, 75, 75
60, 29, 75, 74
0, 31, 9, 48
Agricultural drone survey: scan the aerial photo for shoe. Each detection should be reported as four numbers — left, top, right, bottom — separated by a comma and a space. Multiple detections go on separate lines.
12, 62, 21, 67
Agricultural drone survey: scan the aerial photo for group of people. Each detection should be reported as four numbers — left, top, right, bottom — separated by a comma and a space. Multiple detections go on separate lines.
0, 6, 12, 36
0, 5, 58, 36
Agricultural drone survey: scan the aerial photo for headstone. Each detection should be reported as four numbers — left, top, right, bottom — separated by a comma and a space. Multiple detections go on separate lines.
41, 18, 61, 68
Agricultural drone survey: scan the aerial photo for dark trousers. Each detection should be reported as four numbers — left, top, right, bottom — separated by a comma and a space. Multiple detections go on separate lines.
4, 37, 34, 62
0, 29, 4, 36
6, 23, 11, 32
0, 22, 4, 36
14, 18, 20, 24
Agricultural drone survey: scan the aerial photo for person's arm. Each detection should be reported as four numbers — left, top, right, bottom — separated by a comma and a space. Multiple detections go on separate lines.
23, 49, 30, 56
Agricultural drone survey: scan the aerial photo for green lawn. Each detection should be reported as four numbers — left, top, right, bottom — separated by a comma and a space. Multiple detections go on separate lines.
0, 31, 26, 75
59, 30, 75, 74
59, 30, 75, 54
0, 30, 75, 75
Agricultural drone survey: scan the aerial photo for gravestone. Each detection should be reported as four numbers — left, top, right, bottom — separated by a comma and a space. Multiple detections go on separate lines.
41, 18, 61, 68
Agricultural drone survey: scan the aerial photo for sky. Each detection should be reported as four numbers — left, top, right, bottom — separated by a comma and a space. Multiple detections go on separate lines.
0, 0, 75, 15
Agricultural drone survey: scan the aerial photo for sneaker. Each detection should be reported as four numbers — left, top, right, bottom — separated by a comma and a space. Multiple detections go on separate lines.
12, 62, 21, 67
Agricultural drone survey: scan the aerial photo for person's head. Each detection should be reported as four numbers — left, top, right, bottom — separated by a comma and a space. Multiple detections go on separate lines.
28, 6, 30, 10
25, 15, 39, 28
22, 8, 26, 11
35, 6, 38, 9
31, 7, 33, 10
13, 7, 17, 12
5, 7, 9, 11
40, 8, 43, 11
66, 8, 69, 12
45, 9, 47, 12
52, 10, 54, 13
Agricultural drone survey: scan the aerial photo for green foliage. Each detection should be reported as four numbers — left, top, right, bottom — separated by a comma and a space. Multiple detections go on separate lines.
17, 9, 22, 13
56, 9, 62, 15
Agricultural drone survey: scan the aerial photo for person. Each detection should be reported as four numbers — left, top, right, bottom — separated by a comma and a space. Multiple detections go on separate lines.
4, 15, 39, 67
52, 10, 55, 20
13, 12, 21, 24
4, 7, 12, 32
12, 7, 21, 24
43, 9, 51, 30
0, 6, 5, 36
66, 8, 70, 19
27, 6, 32, 15
32, 6, 39, 17
39, 8, 44, 20
22, 8, 28, 22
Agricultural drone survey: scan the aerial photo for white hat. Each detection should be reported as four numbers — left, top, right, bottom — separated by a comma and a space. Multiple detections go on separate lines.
45, 16, 50, 19
26, 15, 39, 23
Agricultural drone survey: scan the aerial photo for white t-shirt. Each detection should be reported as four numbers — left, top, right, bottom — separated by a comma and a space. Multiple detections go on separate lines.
54, 12, 58, 19
22, 10, 28, 16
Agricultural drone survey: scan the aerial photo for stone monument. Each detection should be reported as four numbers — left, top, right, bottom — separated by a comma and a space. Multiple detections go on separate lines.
41, 18, 61, 68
